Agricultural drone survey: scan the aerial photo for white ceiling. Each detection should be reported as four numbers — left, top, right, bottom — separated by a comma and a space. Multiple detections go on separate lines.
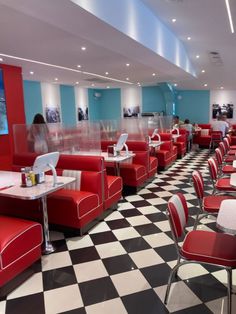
0, 0, 235, 90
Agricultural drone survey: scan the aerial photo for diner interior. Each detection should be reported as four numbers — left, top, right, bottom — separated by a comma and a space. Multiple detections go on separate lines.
1, 0, 236, 313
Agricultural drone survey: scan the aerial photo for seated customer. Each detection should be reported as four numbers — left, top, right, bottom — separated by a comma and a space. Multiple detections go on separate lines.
212, 114, 229, 137
172, 115, 184, 128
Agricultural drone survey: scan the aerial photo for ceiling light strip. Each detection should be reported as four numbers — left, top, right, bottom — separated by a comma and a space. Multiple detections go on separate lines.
225, 0, 235, 33
0, 53, 133, 85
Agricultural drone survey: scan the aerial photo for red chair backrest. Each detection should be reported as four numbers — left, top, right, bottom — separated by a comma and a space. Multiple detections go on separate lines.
215, 148, 223, 165
211, 131, 222, 140
208, 158, 218, 181
192, 170, 204, 199
223, 137, 230, 151
219, 142, 227, 156
167, 193, 188, 238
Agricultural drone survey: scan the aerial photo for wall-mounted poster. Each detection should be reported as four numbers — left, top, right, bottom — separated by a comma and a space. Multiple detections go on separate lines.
78, 106, 88, 121
45, 106, 61, 123
212, 103, 234, 119
0, 69, 8, 135
123, 105, 140, 118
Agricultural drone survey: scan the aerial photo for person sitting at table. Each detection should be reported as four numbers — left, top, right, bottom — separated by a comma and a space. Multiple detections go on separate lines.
27, 113, 49, 153
212, 114, 229, 137
172, 115, 184, 128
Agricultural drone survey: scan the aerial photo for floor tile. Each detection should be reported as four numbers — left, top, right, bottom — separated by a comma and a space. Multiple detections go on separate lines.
120, 237, 151, 253
135, 223, 161, 236
112, 226, 140, 240
43, 266, 77, 291
74, 260, 108, 283
69, 246, 100, 264
86, 298, 127, 314
125, 215, 151, 226
90, 231, 117, 245
66, 234, 94, 251
5, 293, 45, 314
42, 251, 72, 271
102, 254, 137, 275
129, 248, 164, 268
143, 233, 173, 248
95, 241, 126, 258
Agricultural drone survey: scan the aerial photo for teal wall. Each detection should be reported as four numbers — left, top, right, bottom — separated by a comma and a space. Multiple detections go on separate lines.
23, 80, 43, 124
176, 90, 210, 124
142, 86, 165, 113
60, 85, 76, 126
100, 89, 121, 120
88, 89, 101, 121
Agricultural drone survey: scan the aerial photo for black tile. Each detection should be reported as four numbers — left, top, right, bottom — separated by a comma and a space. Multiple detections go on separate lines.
43, 266, 77, 290
135, 223, 161, 236
69, 246, 100, 264
184, 273, 227, 302
155, 244, 178, 262
106, 218, 130, 230
120, 237, 150, 253
5, 293, 45, 314
141, 263, 178, 287
172, 303, 213, 314
155, 204, 168, 212
79, 277, 118, 306
122, 289, 168, 314
145, 212, 167, 223
121, 208, 142, 218
140, 193, 159, 200
130, 200, 151, 207
52, 239, 68, 252
148, 187, 166, 193
90, 231, 117, 245
102, 254, 137, 275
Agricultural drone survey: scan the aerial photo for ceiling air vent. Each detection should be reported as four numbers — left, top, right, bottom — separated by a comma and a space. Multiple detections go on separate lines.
85, 77, 111, 84
209, 51, 223, 65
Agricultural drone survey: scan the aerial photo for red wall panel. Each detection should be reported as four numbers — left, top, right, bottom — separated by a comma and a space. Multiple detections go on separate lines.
0, 64, 25, 170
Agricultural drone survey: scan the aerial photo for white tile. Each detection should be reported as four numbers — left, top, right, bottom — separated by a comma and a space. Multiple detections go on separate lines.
176, 263, 209, 280
125, 195, 144, 202
154, 221, 171, 232
118, 202, 135, 211
206, 295, 236, 314
66, 234, 93, 251
184, 194, 197, 200
111, 269, 151, 296
143, 233, 173, 248
89, 222, 110, 234
154, 282, 201, 312
166, 180, 183, 185
147, 198, 167, 205
104, 211, 124, 221
126, 215, 151, 226
182, 187, 195, 193
74, 260, 108, 283
138, 188, 152, 195
212, 269, 236, 287
86, 298, 128, 314
7, 273, 43, 299
129, 249, 164, 268
96, 242, 126, 259
155, 191, 173, 198
138, 206, 159, 215
145, 183, 158, 188
113, 227, 140, 241
162, 185, 179, 191
0, 301, 6, 313
44, 284, 83, 314
42, 251, 72, 271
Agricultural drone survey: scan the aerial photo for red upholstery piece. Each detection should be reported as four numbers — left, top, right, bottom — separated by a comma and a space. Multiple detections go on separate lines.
120, 163, 147, 186
149, 156, 158, 177
155, 133, 177, 169
193, 124, 212, 147
182, 231, 236, 267
0, 215, 42, 287
104, 175, 122, 209
203, 195, 234, 211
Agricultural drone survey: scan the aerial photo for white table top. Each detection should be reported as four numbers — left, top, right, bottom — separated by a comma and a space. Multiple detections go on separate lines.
230, 173, 236, 186
101, 151, 135, 162
233, 160, 236, 168
149, 141, 163, 148
0, 171, 75, 200
172, 134, 181, 139
216, 199, 236, 235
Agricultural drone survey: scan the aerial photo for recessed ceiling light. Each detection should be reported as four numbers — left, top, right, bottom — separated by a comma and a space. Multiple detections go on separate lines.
0, 57, 3, 62
220, 86, 224, 89
174, 83, 178, 87
201, 69, 205, 73
196, 55, 200, 59
204, 83, 208, 87
54, 78, 58, 81
126, 77, 130, 81
126, 63, 130, 67
30, 71, 34, 75
106, 86, 110, 89
172, 18, 176, 23
105, 72, 109, 75
91, 83, 95, 86
77, 65, 81, 68
152, 73, 156, 76
75, 81, 79, 85
81, 46, 86, 51
187, 37, 191, 41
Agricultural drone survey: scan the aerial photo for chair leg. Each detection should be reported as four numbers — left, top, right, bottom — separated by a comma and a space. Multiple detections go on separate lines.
226, 268, 232, 314
164, 260, 182, 304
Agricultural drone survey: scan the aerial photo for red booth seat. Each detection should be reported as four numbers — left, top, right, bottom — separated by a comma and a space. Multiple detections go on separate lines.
155, 133, 177, 170
0, 215, 42, 293
193, 124, 212, 147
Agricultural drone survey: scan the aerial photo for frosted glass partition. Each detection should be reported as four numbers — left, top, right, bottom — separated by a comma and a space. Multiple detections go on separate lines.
100, 119, 148, 142
146, 115, 173, 134
13, 122, 101, 155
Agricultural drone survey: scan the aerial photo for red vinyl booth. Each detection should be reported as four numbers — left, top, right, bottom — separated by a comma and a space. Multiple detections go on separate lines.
155, 133, 177, 170
193, 124, 212, 147
0, 216, 42, 296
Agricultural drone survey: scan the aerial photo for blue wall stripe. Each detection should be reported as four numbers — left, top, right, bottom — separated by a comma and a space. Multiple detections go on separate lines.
142, 86, 165, 113
23, 80, 43, 124
60, 85, 76, 126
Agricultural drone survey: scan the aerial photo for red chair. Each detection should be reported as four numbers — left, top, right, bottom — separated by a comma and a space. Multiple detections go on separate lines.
208, 158, 236, 194
164, 193, 236, 314
223, 137, 236, 155
191, 170, 234, 228
219, 142, 236, 163
215, 148, 236, 175
209, 131, 222, 151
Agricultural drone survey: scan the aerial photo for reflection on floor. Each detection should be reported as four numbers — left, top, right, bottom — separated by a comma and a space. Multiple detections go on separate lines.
1, 149, 235, 314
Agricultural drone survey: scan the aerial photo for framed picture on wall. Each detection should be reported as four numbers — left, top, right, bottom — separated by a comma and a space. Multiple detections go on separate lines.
123, 105, 140, 118
45, 106, 61, 123
77, 106, 88, 121
0, 69, 9, 135
212, 103, 233, 119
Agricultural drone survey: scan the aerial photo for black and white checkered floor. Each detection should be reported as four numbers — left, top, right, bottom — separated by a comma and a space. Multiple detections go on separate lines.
1, 149, 236, 314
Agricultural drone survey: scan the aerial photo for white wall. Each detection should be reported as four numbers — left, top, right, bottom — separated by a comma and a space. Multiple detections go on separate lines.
121, 86, 142, 117
210, 90, 236, 123
41, 82, 61, 122
74, 86, 89, 122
